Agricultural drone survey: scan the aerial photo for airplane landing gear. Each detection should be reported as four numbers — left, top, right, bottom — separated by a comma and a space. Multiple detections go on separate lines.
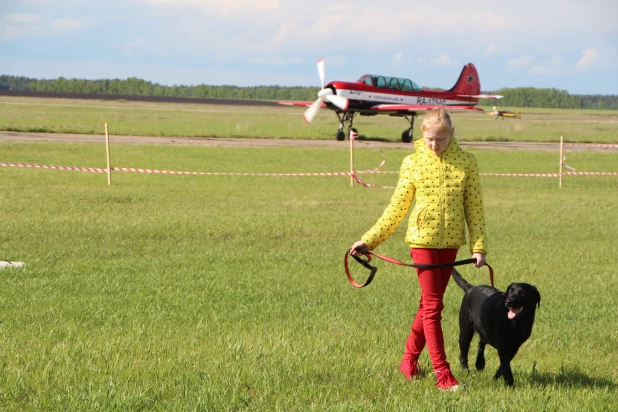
335, 112, 355, 140
333, 111, 416, 142
401, 113, 417, 143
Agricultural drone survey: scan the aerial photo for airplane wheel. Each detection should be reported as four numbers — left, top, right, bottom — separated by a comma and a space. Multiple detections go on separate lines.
336, 131, 345, 141
401, 130, 413, 143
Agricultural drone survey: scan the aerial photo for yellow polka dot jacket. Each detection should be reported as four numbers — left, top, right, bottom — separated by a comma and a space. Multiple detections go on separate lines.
361, 137, 487, 255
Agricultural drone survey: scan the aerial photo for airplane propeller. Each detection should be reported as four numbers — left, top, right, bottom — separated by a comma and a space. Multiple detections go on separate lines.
304, 58, 349, 123
317, 57, 325, 89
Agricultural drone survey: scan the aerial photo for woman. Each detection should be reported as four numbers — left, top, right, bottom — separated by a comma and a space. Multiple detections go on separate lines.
349, 108, 487, 392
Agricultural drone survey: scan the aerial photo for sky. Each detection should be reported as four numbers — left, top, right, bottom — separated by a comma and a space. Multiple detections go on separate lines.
1, 0, 617, 95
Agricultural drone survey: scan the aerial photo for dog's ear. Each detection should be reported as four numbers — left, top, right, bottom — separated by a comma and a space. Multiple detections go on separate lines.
532, 286, 541, 309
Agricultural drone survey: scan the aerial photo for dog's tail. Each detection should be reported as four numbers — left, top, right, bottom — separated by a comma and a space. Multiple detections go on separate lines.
451, 268, 473, 292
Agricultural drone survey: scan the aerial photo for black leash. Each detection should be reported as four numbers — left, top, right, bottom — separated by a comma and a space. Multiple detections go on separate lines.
345, 250, 495, 290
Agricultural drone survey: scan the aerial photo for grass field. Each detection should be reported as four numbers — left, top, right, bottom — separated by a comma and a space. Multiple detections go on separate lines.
1, 96, 618, 143
1, 138, 617, 409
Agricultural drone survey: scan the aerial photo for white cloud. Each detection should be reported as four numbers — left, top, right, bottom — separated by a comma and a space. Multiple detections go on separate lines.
0, 13, 43, 40
248, 56, 302, 65
576, 48, 602, 71
3, 12, 41, 24
120, 38, 169, 57
507, 55, 536, 69
126, 38, 145, 48
417, 55, 459, 67
323, 55, 345, 67
2, 0, 617, 93
1, 13, 84, 41
52, 17, 84, 31
575, 43, 618, 71
392, 52, 404, 65
483, 44, 498, 57
529, 56, 567, 75
0, 54, 318, 86
140, 0, 279, 12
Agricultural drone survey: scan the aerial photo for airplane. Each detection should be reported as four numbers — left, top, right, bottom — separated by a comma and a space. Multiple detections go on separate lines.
278, 59, 502, 142
488, 106, 523, 119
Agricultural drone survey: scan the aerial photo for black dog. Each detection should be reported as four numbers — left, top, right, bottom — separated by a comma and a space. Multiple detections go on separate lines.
451, 268, 541, 386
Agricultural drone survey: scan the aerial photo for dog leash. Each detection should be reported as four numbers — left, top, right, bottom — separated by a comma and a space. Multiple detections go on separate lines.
344, 250, 496, 290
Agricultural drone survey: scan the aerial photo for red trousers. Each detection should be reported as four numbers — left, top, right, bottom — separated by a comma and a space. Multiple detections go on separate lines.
403, 248, 458, 372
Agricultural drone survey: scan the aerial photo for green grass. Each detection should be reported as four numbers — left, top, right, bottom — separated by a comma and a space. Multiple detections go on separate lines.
1, 142, 617, 410
1, 96, 617, 143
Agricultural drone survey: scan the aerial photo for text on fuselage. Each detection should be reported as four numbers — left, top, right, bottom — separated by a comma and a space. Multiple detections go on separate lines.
417, 97, 447, 105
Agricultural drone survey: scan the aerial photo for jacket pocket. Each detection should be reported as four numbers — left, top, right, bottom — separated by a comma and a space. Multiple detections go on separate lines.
412, 205, 429, 229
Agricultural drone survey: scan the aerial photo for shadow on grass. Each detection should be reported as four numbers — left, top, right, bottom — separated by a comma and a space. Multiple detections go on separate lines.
529, 368, 617, 389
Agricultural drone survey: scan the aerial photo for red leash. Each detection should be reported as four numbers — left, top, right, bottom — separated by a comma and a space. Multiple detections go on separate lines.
345, 250, 496, 291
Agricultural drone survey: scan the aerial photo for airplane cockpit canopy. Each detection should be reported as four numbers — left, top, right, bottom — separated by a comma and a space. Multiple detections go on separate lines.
357, 74, 422, 92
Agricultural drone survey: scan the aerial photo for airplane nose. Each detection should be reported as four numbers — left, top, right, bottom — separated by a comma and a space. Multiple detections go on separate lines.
318, 88, 333, 99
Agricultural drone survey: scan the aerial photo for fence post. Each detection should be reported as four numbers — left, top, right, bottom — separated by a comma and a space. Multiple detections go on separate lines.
105, 123, 112, 186
349, 130, 357, 187
559, 136, 564, 188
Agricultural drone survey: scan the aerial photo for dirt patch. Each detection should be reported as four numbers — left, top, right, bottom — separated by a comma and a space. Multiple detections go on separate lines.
0, 131, 565, 151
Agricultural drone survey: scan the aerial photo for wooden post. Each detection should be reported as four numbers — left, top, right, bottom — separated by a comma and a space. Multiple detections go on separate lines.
559, 136, 564, 188
105, 123, 112, 186
349, 130, 356, 186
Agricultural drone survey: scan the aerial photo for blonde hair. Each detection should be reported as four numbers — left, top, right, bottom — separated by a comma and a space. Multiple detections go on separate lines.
421, 108, 453, 134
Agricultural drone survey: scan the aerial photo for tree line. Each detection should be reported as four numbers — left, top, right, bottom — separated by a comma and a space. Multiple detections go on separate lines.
1, 74, 617, 110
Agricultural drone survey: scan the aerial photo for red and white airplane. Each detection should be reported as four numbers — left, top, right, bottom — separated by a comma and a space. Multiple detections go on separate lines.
278, 59, 502, 142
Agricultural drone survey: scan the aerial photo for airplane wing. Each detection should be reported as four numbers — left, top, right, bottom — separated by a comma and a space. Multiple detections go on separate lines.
277, 101, 326, 108
370, 104, 485, 112
458, 94, 503, 99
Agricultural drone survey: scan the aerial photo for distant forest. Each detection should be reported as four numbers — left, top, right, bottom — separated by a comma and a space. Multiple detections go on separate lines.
1, 74, 617, 110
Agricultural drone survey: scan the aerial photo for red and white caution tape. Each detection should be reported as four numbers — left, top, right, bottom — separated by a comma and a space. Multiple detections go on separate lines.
5, 161, 617, 180
352, 173, 396, 189
563, 143, 618, 149
111, 166, 354, 177
1, 162, 107, 173
3, 125, 102, 129
564, 171, 618, 176
479, 172, 560, 177
356, 170, 398, 174
563, 163, 577, 171
1, 161, 363, 177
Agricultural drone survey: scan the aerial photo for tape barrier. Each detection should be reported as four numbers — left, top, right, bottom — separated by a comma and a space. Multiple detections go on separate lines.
1, 140, 389, 177
561, 142, 618, 176
479, 172, 560, 177
1, 161, 375, 177
112, 167, 355, 177
1, 162, 107, 173
3, 125, 102, 129
563, 143, 618, 149
563, 164, 578, 171
5, 161, 617, 180
564, 171, 618, 176
352, 172, 396, 189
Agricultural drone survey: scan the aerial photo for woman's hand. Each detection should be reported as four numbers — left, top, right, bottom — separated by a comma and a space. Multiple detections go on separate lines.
472, 252, 486, 268
349, 241, 369, 256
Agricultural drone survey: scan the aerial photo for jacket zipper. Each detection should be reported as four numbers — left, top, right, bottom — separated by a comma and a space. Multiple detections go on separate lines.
439, 153, 445, 247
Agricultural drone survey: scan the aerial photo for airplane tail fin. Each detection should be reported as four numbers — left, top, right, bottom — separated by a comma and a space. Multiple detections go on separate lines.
448, 63, 481, 96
